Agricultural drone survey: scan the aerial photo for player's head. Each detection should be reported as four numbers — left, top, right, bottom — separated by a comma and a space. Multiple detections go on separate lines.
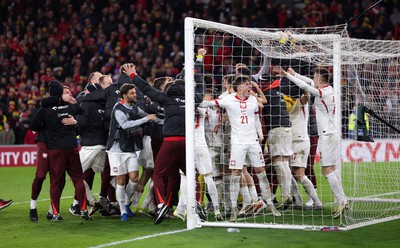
235, 63, 251, 76
204, 74, 214, 89
99, 75, 112, 89
63, 86, 72, 96
204, 88, 216, 101
232, 75, 251, 96
222, 74, 235, 92
313, 67, 330, 88
153, 77, 169, 92
119, 63, 135, 74
88, 71, 103, 84
165, 79, 185, 96
48, 80, 63, 97
120, 83, 137, 104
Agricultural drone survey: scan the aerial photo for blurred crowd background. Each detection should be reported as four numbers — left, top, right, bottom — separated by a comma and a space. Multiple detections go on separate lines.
0, 0, 399, 144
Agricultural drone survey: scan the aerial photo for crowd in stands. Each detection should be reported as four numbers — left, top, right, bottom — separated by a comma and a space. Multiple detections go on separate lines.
0, 0, 399, 144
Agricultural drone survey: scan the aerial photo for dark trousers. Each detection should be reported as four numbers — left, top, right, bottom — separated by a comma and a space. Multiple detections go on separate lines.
153, 138, 185, 207
48, 148, 86, 215
31, 142, 65, 201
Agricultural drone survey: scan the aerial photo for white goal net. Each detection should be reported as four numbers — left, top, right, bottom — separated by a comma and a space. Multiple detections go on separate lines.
184, 17, 400, 231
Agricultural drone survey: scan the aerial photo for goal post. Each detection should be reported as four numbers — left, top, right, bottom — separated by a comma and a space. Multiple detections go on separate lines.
184, 17, 400, 231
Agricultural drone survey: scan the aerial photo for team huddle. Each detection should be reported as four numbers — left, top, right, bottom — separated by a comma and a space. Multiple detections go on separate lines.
28, 48, 347, 224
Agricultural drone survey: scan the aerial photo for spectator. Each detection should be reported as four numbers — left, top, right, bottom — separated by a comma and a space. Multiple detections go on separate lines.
0, 121, 15, 145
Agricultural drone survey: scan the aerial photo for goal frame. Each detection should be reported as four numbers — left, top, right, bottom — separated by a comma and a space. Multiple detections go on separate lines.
183, 17, 400, 231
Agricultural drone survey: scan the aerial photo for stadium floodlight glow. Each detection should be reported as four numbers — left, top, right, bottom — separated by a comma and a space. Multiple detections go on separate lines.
184, 17, 400, 231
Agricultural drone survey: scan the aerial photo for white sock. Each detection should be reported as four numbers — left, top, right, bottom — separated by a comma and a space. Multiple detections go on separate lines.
141, 179, 154, 209
84, 180, 96, 206
283, 161, 293, 196
116, 184, 127, 215
215, 178, 224, 206
255, 171, 273, 204
249, 185, 259, 202
274, 162, 290, 199
325, 172, 345, 203
131, 191, 142, 208
223, 174, 231, 208
230, 175, 241, 208
334, 169, 344, 192
291, 176, 302, 205
125, 180, 137, 203
240, 186, 252, 205
48, 205, 53, 214
300, 176, 321, 205
30, 199, 37, 209
176, 174, 187, 212
204, 175, 219, 210
73, 199, 79, 206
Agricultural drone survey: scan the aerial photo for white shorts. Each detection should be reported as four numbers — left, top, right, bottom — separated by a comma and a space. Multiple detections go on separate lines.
318, 134, 340, 167
291, 139, 310, 168
79, 145, 106, 173
195, 146, 213, 175
229, 143, 265, 170
268, 127, 293, 157
107, 150, 141, 176
208, 146, 223, 177
138, 135, 154, 169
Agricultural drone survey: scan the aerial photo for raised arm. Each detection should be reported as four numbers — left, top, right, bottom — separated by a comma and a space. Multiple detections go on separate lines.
123, 65, 170, 105
273, 66, 320, 96
252, 54, 271, 82
194, 48, 206, 105
288, 67, 314, 87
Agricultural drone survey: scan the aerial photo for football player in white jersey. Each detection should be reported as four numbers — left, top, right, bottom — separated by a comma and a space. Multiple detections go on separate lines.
284, 90, 323, 210
204, 89, 224, 212
203, 75, 281, 221
274, 66, 347, 218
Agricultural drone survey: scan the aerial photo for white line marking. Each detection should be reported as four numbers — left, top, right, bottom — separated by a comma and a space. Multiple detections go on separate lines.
88, 229, 189, 248
12, 195, 75, 205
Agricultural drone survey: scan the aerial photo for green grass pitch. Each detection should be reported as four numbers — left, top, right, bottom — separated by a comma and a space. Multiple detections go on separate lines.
0, 166, 399, 248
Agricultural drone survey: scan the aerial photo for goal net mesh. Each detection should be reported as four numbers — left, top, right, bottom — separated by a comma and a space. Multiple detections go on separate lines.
185, 18, 400, 230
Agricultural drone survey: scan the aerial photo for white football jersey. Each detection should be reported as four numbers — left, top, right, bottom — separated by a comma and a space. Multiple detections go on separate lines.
286, 74, 337, 136
287, 98, 309, 140
314, 86, 337, 135
215, 93, 260, 145
195, 107, 208, 147
204, 107, 223, 147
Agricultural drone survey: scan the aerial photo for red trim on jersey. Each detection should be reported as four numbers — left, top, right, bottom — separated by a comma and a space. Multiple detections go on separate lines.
120, 99, 125, 104
129, 73, 136, 79
195, 112, 200, 129
262, 80, 281, 92
317, 89, 322, 98
299, 97, 304, 105
321, 99, 329, 113
301, 106, 306, 117
214, 99, 220, 108
164, 136, 185, 141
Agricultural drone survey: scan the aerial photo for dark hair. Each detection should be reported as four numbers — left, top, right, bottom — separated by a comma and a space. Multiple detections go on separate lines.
236, 66, 251, 76
222, 74, 235, 85
204, 74, 213, 88
153, 77, 167, 90
99, 75, 106, 86
120, 83, 136, 97
232, 75, 250, 92
205, 88, 216, 99
314, 67, 330, 83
